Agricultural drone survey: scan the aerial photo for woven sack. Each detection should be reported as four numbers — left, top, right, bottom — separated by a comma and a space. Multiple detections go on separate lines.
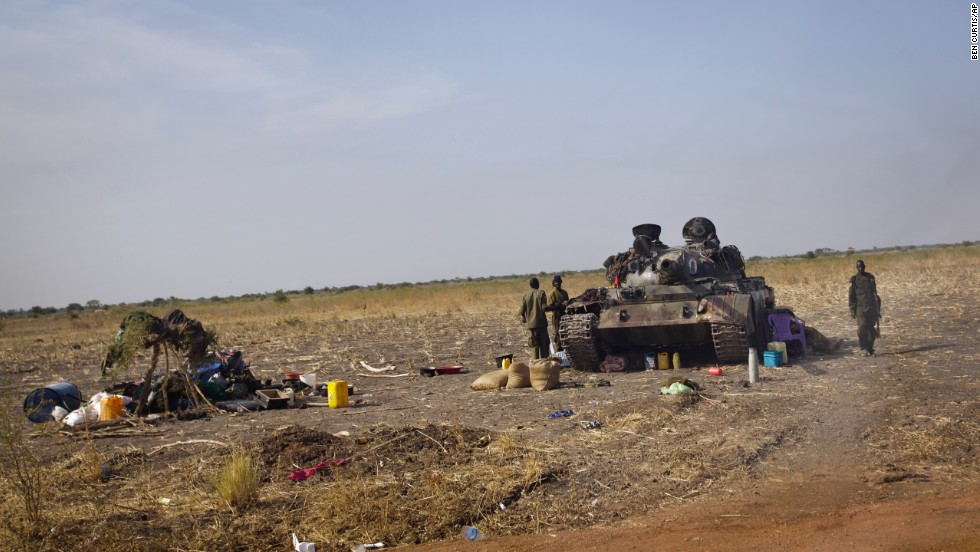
529, 358, 560, 391
506, 361, 532, 389
470, 370, 509, 391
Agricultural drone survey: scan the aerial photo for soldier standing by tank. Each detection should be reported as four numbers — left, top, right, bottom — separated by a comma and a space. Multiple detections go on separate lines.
545, 275, 569, 352
519, 277, 550, 359
849, 260, 881, 356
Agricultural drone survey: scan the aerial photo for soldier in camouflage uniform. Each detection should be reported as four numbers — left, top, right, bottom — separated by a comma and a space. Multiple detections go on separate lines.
545, 275, 569, 352
848, 260, 880, 356
519, 277, 550, 359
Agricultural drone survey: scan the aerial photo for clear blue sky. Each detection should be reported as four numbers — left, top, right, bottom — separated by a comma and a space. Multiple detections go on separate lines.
2, 1, 977, 310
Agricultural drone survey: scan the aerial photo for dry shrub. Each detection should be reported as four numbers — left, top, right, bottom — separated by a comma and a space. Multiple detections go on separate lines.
284, 423, 562, 547
606, 410, 649, 433
58, 433, 108, 486
870, 416, 980, 467
0, 391, 48, 541
213, 449, 259, 511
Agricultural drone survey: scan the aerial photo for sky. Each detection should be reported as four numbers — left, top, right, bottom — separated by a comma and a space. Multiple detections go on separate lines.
1, 0, 978, 311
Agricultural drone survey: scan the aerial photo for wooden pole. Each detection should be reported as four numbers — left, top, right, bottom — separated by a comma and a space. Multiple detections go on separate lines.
134, 344, 160, 416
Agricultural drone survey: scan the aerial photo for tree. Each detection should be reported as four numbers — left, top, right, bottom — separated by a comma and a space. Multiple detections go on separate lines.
303, 286, 315, 295
86, 299, 102, 310
66, 303, 84, 312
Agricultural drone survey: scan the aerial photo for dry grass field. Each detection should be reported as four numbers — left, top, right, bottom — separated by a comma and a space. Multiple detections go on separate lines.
1, 247, 979, 551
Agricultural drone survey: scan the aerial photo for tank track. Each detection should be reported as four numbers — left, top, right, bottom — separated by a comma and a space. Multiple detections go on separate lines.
559, 313, 602, 371
711, 323, 749, 364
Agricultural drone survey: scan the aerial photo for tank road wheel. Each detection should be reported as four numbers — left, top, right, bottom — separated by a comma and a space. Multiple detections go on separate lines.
710, 323, 749, 364
559, 313, 602, 371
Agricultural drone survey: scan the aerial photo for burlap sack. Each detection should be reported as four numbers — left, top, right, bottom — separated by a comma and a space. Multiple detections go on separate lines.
506, 361, 532, 389
529, 357, 560, 391
470, 370, 509, 391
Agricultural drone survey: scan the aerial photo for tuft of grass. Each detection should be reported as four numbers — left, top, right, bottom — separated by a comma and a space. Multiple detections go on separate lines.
213, 449, 259, 511
0, 390, 47, 539
276, 316, 303, 328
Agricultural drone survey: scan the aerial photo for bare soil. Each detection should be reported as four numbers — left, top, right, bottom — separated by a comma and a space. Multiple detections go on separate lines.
2, 279, 979, 551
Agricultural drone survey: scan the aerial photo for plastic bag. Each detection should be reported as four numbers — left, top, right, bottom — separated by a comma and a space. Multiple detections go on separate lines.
63, 405, 99, 427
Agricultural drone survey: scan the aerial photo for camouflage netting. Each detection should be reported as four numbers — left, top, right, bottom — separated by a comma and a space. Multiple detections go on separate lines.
101, 309, 215, 375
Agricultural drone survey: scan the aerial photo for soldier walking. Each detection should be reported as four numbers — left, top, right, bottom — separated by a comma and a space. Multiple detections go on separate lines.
848, 260, 881, 356
519, 277, 550, 359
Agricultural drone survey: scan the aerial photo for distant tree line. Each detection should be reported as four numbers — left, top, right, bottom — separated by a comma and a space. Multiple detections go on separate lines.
2, 241, 976, 318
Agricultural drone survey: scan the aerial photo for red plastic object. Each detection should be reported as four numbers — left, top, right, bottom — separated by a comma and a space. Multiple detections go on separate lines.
289, 458, 347, 482
709, 367, 724, 376
435, 365, 464, 375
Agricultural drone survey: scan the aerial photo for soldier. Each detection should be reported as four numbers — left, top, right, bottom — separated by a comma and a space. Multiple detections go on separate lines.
519, 277, 550, 359
848, 260, 881, 356
545, 275, 569, 352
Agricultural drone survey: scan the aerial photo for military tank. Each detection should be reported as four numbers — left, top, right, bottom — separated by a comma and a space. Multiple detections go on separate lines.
559, 217, 774, 370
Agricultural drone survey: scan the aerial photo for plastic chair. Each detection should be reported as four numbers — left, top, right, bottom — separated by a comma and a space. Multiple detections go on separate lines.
768, 308, 807, 356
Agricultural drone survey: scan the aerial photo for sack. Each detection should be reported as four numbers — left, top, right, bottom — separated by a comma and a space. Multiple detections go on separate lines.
529, 358, 560, 391
506, 361, 532, 389
63, 405, 99, 427
470, 370, 509, 391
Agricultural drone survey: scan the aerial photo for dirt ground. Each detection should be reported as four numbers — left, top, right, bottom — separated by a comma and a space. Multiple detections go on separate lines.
2, 267, 979, 551
405, 302, 980, 551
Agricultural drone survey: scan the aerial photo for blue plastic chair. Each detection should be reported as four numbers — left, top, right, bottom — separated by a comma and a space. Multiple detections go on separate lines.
768, 309, 807, 356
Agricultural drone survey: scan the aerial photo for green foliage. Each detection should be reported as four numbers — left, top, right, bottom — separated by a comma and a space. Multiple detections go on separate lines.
303, 286, 315, 295
101, 311, 160, 374
272, 290, 289, 303
66, 303, 83, 312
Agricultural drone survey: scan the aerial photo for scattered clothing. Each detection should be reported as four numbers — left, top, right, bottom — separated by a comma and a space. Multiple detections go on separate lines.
289, 458, 348, 482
